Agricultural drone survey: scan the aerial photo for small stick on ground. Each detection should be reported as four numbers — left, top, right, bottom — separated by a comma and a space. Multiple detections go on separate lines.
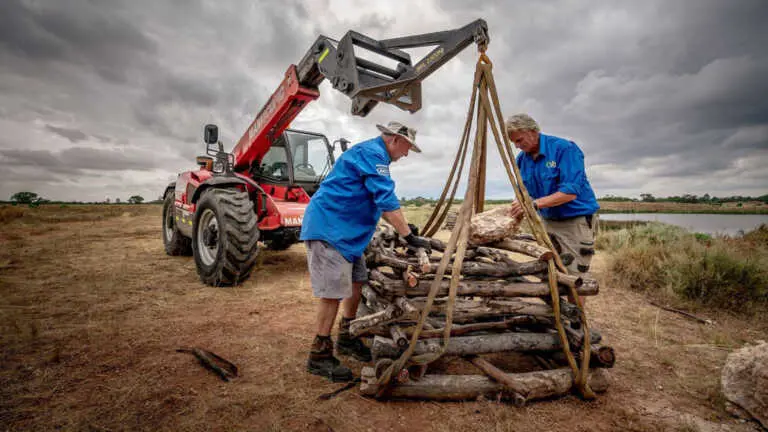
177, 347, 238, 381
649, 301, 713, 325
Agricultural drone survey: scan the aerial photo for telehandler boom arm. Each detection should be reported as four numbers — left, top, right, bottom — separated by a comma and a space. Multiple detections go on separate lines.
232, 19, 489, 171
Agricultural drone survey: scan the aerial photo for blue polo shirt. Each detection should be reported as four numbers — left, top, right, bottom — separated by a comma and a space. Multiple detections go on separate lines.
516, 133, 599, 220
300, 136, 401, 261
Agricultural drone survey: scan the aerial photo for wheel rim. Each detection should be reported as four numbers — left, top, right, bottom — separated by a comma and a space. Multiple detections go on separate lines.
197, 208, 219, 266
164, 204, 175, 241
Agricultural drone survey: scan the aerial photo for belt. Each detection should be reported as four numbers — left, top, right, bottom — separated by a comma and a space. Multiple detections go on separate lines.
545, 214, 595, 228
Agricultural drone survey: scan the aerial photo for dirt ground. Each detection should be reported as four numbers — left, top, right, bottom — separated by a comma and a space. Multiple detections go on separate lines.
1, 205, 766, 431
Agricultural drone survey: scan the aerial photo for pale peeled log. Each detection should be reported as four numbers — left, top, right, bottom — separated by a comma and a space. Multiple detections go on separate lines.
469, 206, 521, 245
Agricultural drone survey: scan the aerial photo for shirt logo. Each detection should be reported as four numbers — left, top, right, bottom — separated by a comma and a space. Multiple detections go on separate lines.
376, 164, 390, 176
546, 160, 557, 168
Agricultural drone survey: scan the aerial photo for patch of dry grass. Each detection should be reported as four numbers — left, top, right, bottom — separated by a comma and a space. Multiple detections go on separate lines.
0, 204, 152, 225
597, 223, 768, 313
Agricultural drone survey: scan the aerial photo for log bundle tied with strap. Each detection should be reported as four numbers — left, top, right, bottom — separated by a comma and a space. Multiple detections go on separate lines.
354, 39, 613, 405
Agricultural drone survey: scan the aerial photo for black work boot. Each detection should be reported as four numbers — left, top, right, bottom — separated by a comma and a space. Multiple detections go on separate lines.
307, 335, 354, 382
336, 317, 372, 362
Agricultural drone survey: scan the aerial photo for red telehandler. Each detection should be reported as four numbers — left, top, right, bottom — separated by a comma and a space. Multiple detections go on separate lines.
162, 20, 489, 286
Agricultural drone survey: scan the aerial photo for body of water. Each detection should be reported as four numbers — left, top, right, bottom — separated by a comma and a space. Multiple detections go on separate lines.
599, 213, 768, 236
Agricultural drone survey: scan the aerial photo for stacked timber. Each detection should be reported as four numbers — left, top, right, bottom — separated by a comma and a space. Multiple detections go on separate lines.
443, 210, 458, 231
353, 224, 614, 404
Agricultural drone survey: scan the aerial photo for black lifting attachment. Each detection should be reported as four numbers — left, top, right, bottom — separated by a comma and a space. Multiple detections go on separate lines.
296, 19, 489, 117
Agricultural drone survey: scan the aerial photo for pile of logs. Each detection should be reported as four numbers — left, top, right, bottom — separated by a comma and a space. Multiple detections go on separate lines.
352, 224, 614, 404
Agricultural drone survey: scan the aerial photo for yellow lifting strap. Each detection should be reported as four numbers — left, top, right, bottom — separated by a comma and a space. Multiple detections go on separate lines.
376, 50, 596, 400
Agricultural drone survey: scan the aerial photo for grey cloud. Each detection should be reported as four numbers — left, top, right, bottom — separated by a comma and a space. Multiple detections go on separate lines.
148, 73, 219, 108
45, 124, 88, 143
0, 0, 158, 83
0, 147, 168, 173
722, 126, 768, 150
93, 134, 112, 143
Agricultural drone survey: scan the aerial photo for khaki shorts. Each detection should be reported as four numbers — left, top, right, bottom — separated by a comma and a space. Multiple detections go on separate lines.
544, 215, 598, 274
305, 240, 368, 299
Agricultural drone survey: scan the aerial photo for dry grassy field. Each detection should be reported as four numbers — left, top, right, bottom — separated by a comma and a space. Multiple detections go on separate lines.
1, 204, 765, 431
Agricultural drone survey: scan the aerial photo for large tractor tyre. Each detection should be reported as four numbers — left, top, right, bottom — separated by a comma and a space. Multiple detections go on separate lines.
192, 188, 260, 286
162, 191, 192, 256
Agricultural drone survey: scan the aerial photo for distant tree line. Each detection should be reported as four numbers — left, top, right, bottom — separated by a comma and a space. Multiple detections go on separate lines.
4, 191, 153, 206
603, 193, 768, 204
400, 193, 768, 206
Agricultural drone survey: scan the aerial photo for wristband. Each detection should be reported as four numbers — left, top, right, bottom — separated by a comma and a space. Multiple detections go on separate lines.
532, 200, 540, 211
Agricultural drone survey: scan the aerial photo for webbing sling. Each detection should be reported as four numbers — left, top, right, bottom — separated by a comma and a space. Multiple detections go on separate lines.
376, 51, 595, 399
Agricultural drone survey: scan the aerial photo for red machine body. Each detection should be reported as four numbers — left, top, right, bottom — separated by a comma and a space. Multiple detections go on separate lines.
172, 66, 317, 236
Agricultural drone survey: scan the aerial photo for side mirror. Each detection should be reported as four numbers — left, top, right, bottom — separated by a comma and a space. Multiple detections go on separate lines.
334, 138, 350, 152
204, 124, 218, 144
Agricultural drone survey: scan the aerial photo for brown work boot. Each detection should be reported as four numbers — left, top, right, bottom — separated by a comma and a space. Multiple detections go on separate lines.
307, 335, 354, 382
336, 317, 372, 362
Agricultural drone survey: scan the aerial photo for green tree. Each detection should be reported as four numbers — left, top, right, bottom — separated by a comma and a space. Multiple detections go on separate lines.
128, 195, 145, 204
640, 193, 656, 202
10, 191, 40, 205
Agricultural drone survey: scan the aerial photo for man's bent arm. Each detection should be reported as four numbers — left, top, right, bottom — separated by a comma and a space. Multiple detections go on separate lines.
510, 192, 576, 218
382, 209, 412, 236
534, 191, 576, 209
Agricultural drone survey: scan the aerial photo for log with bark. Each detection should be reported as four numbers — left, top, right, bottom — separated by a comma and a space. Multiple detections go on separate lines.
490, 238, 554, 262
378, 279, 599, 299
548, 344, 615, 368
371, 332, 595, 359
350, 301, 420, 337
360, 367, 610, 402
467, 356, 527, 406
369, 251, 549, 278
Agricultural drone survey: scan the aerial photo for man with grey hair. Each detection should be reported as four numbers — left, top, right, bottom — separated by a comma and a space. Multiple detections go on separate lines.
506, 113, 599, 288
300, 121, 432, 382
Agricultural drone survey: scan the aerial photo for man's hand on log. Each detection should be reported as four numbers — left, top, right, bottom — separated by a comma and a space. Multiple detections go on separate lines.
509, 200, 529, 220
404, 233, 432, 253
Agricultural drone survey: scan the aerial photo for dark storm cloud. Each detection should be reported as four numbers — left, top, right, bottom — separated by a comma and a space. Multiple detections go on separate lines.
147, 73, 220, 108
0, 0, 766, 201
0, 147, 165, 173
0, 0, 157, 83
429, 0, 768, 197
45, 124, 88, 143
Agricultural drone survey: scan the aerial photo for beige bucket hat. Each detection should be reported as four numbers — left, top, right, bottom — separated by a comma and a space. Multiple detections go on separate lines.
376, 121, 421, 153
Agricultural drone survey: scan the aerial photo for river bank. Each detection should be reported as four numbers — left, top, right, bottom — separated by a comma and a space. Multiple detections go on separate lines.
598, 200, 768, 214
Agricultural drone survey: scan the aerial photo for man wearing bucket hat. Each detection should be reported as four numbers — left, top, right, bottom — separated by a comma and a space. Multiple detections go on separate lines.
300, 121, 431, 381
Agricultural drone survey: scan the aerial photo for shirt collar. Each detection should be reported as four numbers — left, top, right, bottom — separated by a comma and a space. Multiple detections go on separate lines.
375, 136, 392, 163
535, 133, 548, 161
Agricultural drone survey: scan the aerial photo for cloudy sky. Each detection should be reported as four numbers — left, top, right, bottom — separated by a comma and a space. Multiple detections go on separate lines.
1, 0, 766, 202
